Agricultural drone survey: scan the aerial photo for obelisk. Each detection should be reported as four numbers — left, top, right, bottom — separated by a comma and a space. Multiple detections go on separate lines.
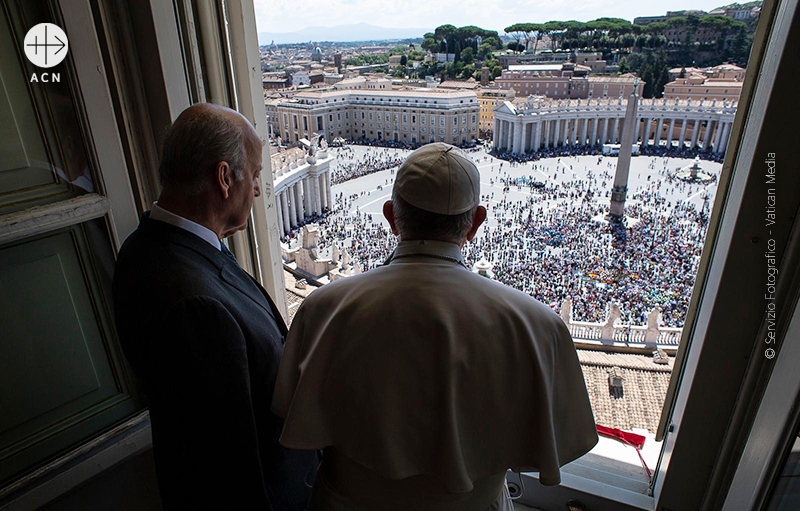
609, 87, 639, 220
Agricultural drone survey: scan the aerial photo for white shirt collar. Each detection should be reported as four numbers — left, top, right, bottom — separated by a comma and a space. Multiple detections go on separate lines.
149, 202, 221, 250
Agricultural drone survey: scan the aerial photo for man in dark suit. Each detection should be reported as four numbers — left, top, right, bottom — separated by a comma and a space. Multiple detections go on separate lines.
113, 103, 315, 510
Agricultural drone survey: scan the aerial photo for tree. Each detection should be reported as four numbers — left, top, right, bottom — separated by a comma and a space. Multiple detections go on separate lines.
461, 63, 476, 79
460, 47, 474, 65
507, 41, 524, 52
619, 57, 630, 74
421, 37, 438, 53
642, 68, 655, 98
491, 65, 502, 79
679, 67, 686, 78
400, 55, 407, 66
504, 23, 544, 52
477, 42, 493, 60
729, 27, 750, 65
656, 62, 671, 97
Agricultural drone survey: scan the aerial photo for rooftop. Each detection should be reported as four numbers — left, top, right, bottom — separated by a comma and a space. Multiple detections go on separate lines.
438, 80, 481, 89
587, 76, 639, 83
508, 64, 564, 72
291, 88, 478, 100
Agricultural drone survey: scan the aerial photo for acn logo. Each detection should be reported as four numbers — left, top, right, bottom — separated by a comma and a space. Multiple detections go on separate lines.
24, 23, 68, 69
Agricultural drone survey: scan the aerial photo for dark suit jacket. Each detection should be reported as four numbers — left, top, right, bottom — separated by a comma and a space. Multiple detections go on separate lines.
113, 213, 316, 510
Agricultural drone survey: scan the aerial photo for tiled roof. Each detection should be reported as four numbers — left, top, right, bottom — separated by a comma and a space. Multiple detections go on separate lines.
577, 349, 672, 434
587, 76, 638, 83
285, 289, 305, 325
438, 80, 480, 89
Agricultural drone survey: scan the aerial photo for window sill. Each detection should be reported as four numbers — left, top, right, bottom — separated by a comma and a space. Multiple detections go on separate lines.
0, 411, 152, 510
514, 432, 661, 511
518, 471, 655, 511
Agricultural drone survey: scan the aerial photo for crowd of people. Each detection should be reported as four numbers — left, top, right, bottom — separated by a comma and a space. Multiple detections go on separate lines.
284, 144, 719, 329
330, 146, 404, 185
492, 141, 726, 165
328, 138, 479, 184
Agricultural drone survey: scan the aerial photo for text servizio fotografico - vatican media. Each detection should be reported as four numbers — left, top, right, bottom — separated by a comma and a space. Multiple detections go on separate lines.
763, 153, 777, 360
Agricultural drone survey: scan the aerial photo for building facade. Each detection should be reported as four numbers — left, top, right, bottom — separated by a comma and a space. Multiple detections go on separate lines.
476, 87, 516, 136
664, 77, 743, 102
493, 95, 737, 155
498, 66, 643, 100
275, 88, 480, 145
497, 52, 570, 68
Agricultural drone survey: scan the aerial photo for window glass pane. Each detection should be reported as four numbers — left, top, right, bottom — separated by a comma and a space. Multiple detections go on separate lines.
0, 0, 94, 214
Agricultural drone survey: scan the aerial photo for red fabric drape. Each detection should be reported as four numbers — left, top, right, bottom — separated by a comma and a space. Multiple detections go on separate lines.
596, 424, 651, 480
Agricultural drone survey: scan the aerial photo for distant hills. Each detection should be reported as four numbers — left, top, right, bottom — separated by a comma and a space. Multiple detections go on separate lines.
258, 22, 432, 45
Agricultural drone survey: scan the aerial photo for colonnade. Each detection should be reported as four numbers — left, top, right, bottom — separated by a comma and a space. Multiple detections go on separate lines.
275, 171, 332, 236
493, 97, 737, 156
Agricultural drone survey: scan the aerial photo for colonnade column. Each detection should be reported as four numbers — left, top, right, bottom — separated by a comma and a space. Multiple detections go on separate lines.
289, 187, 298, 228
690, 119, 701, 150
522, 123, 530, 153
288, 185, 298, 226
276, 192, 285, 235
653, 118, 662, 146
280, 190, 290, 233
580, 118, 588, 147
317, 174, 327, 210
601, 118, 609, 145
543, 120, 549, 149
702, 120, 714, 151
533, 122, 541, 152
316, 173, 324, 213
571, 119, 578, 146
309, 175, 319, 215
316, 173, 324, 212
553, 119, 561, 148
325, 171, 333, 209
302, 177, 312, 218
634, 116, 641, 143
678, 119, 688, 149
591, 118, 599, 146
713, 121, 724, 153
295, 183, 304, 221
719, 122, 732, 154
667, 118, 676, 148
512, 119, 523, 154
496, 120, 503, 150
611, 118, 620, 144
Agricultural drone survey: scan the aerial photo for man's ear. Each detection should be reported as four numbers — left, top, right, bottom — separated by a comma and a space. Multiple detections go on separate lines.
383, 200, 399, 236
215, 161, 233, 198
465, 205, 487, 242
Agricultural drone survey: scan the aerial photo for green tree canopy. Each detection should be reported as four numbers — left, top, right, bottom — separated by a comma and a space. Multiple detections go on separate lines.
460, 47, 474, 65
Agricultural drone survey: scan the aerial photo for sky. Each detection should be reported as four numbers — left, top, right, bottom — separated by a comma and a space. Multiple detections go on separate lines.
253, 0, 734, 35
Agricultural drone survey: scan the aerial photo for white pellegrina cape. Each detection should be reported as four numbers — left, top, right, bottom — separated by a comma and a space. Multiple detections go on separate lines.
272, 240, 598, 497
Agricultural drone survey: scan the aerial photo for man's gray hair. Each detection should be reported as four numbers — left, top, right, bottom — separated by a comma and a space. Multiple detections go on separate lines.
158, 110, 247, 196
391, 188, 476, 244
